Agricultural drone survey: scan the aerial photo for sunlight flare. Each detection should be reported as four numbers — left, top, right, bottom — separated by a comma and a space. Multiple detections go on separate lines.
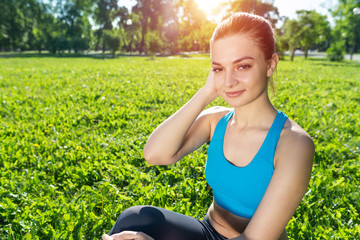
193, 0, 224, 16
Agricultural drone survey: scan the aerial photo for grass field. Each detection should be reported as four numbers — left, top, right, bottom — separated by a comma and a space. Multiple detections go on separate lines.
0, 55, 359, 239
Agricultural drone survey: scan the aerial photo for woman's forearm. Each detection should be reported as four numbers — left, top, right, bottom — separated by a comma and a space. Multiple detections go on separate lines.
143, 87, 215, 165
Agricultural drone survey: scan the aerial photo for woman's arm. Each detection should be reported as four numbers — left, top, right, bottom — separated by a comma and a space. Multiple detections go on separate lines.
143, 71, 218, 165
231, 128, 315, 240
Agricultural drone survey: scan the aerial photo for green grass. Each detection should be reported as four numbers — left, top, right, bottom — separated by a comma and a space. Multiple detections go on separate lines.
0, 55, 359, 239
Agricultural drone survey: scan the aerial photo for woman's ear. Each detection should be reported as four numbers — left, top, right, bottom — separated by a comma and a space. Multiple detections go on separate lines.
267, 53, 279, 77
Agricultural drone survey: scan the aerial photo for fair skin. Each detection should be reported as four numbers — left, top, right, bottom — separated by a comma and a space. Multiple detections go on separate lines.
103, 34, 314, 240
102, 231, 155, 240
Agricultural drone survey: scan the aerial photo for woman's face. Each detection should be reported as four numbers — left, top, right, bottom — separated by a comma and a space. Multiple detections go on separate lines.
210, 34, 277, 108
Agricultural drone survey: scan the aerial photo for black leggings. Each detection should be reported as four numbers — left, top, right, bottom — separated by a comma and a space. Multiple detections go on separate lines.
108, 205, 228, 240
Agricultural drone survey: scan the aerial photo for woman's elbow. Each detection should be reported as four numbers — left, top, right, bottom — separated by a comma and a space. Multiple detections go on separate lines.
143, 149, 158, 165
143, 148, 176, 166
143, 148, 164, 165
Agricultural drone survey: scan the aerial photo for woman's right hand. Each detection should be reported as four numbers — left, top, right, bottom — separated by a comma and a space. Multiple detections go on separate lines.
201, 69, 219, 102
102, 231, 155, 240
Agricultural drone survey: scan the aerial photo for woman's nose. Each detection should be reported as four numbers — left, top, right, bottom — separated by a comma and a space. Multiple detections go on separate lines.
224, 70, 238, 88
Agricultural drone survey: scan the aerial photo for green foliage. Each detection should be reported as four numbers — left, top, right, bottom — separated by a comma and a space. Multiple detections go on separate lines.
0, 56, 359, 239
145, 31, 164, 54
279, 19, 302, 61
331, 0, 360, 57
327, 41, 345, 61
296, 10, 331, 58
178, 0, 209, 52
178, 20, 215, 53
0, 0, 92, 53
72, 37, 90, 54
279, 10, 331, 61
3, 0, 357, 59
219, 0, 281, 26
103, 30, 123, 57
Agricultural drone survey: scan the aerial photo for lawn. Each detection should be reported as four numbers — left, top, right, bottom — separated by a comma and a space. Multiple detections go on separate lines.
0, 55, 359, 239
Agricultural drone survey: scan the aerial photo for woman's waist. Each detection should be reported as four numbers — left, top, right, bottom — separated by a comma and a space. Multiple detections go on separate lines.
206, 200, 250, 238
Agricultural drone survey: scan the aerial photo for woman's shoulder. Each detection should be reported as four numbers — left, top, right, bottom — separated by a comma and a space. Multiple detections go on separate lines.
201, 106, 232, 122
283, 118, 314, 149
203, 105, 232, 115
276, 116, 315, 167
200, 106, 232, 139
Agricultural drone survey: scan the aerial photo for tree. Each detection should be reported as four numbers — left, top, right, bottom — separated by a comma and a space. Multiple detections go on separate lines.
178, 0, 215, 52
112, 6, 142, 54
0, 0, 40, 51
56, 0, 93, 53
94, 0, 118, 53
132, 0, 159, 54
159, 0, 180, 54
145, 30, 164, 55
278, 10, 331, 61
31, 2, 53, 53
219, 0, 281, 26
296, 10, 331, 59
121, 13, 142, 53
132, 0, 182, 54
332, 0, 360, 60
103, 29, 122, 57
279, 18, 302, 61
0, 0, 95, 53
327, 40, 345, 61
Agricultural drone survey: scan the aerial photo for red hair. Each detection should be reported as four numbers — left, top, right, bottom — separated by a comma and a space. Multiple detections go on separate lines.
210, 12, 275, 60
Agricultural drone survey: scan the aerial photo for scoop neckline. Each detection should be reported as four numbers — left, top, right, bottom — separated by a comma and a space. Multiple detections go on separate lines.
221, 110, 279, 168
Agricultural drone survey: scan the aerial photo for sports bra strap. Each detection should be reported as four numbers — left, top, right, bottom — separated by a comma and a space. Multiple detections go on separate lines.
212, 110, 288, 161
259, 111, 288, 160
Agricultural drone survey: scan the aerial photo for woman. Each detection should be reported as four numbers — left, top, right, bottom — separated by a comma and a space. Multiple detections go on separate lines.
103, 12, 314, 240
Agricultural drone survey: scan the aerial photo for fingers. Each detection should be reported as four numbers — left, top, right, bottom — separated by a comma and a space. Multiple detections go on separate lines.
201, 69, 218, 100
103, 231, 155, 240
102, 234, 113, 240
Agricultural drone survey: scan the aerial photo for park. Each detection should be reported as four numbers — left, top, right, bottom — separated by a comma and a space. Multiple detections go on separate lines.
1, 0, 359, 239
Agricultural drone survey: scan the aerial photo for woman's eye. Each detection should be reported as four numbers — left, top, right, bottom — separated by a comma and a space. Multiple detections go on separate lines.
237, 64, 251, 70
212, 68, 223, 72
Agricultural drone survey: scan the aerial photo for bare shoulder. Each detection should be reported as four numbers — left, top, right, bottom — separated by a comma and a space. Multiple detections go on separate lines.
203, 106, 232, 122
199, 106, 232, 139
283, 118, 315, 152
276, 117, 315, 167
201, 106, 232, 118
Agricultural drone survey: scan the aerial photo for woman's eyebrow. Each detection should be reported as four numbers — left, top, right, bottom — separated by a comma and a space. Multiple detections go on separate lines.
211, 56, 255, 66
233, 56, 255, 64
211, 61, 222, 66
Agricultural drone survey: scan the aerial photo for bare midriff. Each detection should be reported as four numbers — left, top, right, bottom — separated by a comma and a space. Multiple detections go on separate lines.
206, 201, 249, 238
206, 200, 288, 239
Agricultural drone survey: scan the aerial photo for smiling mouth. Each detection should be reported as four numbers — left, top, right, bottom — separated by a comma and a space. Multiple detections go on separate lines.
225, 90, 245, 98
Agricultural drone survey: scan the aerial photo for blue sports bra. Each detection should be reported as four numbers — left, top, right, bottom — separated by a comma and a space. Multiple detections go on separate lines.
205, 110, 288, 219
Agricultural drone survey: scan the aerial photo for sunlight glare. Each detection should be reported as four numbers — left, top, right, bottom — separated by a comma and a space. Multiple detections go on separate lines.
194, 0, 225, 19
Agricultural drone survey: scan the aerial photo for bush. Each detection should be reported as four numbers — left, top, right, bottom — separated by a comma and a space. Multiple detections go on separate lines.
72, 37, 89, 54
145, 31, 164, 55
327, 41, 345, 61
103, 30, 123, 57
55, 36, 70, 54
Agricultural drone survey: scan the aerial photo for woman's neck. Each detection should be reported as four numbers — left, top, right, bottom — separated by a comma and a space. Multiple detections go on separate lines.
231, 93, 277, 129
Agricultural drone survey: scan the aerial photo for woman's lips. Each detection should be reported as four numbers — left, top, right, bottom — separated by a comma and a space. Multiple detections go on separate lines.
225, 90, 245, 98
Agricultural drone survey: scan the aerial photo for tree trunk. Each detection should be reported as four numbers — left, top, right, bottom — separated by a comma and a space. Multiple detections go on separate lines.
140, 22, 147, 54
350, 48, 354, 60
291, 49, 295, 61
